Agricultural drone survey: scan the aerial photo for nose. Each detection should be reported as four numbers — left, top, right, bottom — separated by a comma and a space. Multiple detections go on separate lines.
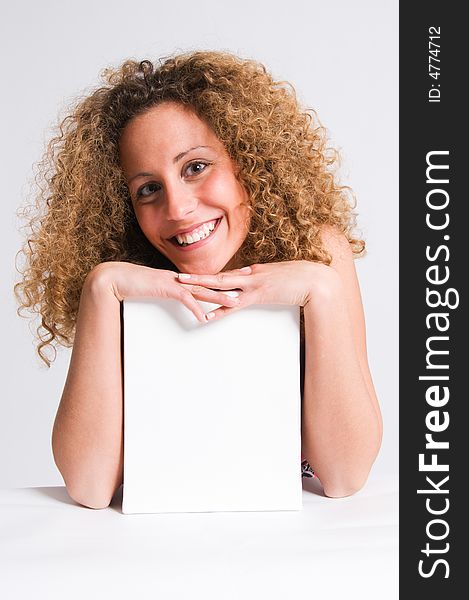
165, 182, 198, 221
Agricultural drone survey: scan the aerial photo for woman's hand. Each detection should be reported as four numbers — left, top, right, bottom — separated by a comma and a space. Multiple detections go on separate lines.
177, 260, 341, 321
85, 261, 242, 324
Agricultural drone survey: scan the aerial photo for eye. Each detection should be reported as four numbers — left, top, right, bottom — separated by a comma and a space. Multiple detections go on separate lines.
136, 182, 161, 200
184, 161, 211, 176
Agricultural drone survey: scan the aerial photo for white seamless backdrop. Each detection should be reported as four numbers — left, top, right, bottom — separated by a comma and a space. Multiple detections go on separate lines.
0, 0, 398, 488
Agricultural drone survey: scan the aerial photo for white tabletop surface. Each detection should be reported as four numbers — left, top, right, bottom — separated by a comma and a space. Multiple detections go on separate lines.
0, 473, 398, 600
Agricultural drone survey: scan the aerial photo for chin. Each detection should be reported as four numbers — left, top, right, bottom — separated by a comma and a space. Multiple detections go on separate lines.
173, 258, 227, 275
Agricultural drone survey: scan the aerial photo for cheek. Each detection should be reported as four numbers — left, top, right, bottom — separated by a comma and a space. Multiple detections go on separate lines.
134, 207, 164, 241
201, 171, 229, 202
208, 175, 250, 223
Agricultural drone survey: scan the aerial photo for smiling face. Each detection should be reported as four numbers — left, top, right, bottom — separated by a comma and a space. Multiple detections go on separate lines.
119, 102, 251, 274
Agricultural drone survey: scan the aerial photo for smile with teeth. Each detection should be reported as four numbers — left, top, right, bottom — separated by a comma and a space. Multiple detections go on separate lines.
174, 218, 220, 246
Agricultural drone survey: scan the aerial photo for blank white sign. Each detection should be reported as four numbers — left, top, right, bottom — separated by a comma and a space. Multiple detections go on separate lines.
122, 297, 302, 514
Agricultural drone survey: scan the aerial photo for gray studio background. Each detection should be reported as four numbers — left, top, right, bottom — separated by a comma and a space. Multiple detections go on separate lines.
1, 0, 398, 488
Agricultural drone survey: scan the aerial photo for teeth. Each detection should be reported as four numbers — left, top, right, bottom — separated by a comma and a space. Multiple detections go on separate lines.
174, 219, 219, 246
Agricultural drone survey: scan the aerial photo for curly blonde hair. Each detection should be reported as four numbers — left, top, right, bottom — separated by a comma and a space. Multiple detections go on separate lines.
15, 50, 364, 367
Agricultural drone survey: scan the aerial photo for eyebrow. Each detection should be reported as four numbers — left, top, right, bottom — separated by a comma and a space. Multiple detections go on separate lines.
127, 145, 212, 184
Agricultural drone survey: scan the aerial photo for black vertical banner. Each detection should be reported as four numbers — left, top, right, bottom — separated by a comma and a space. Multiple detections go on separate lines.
400, 2, 464, 595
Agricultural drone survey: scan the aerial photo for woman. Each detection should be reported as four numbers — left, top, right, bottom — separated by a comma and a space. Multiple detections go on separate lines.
15, 51, 383, 508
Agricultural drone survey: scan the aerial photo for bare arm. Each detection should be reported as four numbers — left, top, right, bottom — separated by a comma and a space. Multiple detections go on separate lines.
51, 269, 123, 509
301, 227, 383, 497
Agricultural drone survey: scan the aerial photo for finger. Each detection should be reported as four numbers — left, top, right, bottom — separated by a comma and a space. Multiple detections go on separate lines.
177, 270, 251, 290
180, 284, 241, 307
205, 306, 249, 322
205, 304, 241, 322
227, 265, 252, 274
204, 292, 253, 322
176, 288, 209, 324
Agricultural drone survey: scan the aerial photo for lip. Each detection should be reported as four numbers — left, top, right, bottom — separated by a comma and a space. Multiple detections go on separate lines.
168, 217, 222, 239
168, 217, 222, 252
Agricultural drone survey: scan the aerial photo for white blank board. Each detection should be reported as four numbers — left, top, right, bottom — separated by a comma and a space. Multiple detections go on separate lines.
122, 297, 302, 514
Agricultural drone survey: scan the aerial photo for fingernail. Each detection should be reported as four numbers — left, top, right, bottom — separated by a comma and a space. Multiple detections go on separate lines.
178, 273, 191, 280
206, 312, 215, 320
240, 266, 251, 273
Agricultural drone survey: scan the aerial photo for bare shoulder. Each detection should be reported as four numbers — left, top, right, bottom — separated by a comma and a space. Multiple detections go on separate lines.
319, 225, 354, 263
318, 225, 360, 291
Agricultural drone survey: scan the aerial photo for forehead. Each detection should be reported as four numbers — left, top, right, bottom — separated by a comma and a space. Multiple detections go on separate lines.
119, 102, 219, 155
